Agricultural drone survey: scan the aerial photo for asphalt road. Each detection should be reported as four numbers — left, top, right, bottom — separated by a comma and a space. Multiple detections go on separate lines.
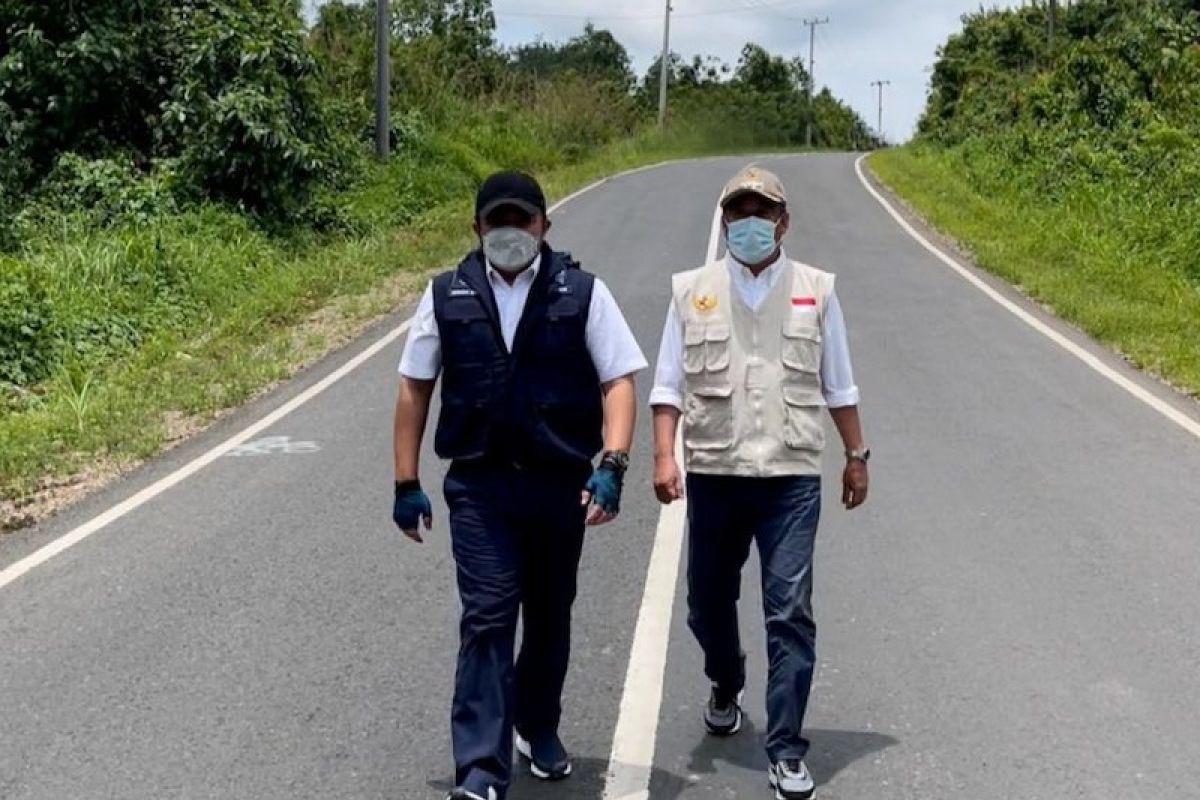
3, 153, 1200, 800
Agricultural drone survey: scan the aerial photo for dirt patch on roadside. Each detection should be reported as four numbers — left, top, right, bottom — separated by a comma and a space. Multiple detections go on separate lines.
1, 274, 426, 535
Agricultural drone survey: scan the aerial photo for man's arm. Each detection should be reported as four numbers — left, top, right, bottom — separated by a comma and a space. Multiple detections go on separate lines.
582, 278, 649, 525
393, 377, 436, 483
392, 376, 436, 542
601, 375, 637, 454
830, 405, 868, 509
652, 405, 684, 503
649, 299, 686, 504
829, 406, 864, 454
392, 282, 442, 541
821, 290, 868, 510
583, 374, 639, 526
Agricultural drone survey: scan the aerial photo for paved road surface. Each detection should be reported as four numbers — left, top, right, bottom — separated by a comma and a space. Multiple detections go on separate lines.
3, 154, 1199, 800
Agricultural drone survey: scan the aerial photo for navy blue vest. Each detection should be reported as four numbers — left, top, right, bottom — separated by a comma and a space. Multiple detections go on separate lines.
432, 245, 603, 471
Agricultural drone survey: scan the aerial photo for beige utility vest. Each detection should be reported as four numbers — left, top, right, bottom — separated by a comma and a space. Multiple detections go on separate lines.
672, 259, 835, 477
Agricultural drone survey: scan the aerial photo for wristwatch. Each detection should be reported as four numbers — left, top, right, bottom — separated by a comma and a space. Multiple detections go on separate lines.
845, 447, 871, 463
600, 451, 630, 474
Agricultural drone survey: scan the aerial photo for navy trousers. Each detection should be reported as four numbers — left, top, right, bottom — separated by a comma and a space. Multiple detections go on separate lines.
444, 462, 588, 798
685, 473, 822, 763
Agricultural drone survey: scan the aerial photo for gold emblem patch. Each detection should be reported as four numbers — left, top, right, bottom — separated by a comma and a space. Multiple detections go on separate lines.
694, 294, 718, 313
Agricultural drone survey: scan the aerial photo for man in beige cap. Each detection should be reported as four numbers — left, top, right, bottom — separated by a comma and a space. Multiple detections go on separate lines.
649, 165, 869, 800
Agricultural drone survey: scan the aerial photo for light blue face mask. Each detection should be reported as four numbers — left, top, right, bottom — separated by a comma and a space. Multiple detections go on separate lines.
726, 216, 780, 266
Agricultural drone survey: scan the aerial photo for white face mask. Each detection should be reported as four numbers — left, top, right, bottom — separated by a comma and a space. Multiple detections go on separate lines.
482, 227, 540, 273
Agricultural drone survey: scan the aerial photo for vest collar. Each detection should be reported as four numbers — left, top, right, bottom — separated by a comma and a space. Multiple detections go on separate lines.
453, 244, 567, 355
726, 249, 788, 284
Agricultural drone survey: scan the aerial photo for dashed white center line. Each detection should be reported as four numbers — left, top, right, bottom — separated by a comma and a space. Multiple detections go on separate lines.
601, 193, 725, 800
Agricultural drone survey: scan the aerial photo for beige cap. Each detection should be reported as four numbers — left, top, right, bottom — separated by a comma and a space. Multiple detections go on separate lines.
719, 165, 788, 207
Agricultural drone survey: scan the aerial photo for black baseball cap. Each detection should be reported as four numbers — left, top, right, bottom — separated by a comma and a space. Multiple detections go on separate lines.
476, 171, 548, 221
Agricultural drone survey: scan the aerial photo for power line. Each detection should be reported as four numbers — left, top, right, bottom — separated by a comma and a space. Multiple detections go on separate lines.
745, 0, 825, 23
491, 0, 809, 21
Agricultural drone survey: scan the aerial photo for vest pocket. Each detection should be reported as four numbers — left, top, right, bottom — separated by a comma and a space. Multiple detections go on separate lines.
704, 323, 731, 371
684, 383, 735, 451
781, 385, 825, 451
781, 320, 821, 375
683, 323, 707, 375
684, 323, 731, 374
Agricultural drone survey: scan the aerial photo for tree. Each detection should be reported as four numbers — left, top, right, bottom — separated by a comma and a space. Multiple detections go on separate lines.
392, 0, 499, 92
0, 0, 174, 177
0, 0, 351, 212
309, 0, 376, 101
641, 52, 728, 98
733, 43, 805, 94
160, 0, 353, 211
512, 23, 635, 90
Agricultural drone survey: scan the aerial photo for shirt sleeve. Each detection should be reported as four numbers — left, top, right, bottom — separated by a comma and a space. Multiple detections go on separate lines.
649, 299, 686, 410
586, 279, 649, 384
398, 283, 442, 380
820, 291, 861, 408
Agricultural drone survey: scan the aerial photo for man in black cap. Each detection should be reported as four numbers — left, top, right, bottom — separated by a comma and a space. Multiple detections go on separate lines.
392, 171, 647, 800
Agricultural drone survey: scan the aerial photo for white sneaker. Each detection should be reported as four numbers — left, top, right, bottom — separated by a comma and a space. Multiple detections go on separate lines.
445, 787, 497, 800
768, 759, 815, 800
515, 731, 573, 780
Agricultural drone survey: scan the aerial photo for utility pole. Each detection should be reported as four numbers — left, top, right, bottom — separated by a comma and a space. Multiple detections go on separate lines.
375, 0, 391, 160
870, 79, 890, 146
657, 0, 673, 129
803, 17, 830, 148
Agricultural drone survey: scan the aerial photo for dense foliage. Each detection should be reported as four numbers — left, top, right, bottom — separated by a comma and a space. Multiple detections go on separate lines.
0, 0, 354, 214
915, 0, 1200, 285
642, 43, 877, 150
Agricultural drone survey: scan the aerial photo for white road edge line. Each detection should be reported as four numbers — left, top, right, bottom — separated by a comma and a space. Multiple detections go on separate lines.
854, 153, 1200, 441
0, 320, 413, 592
0, 159, 680, 593
601, 195, 723, 800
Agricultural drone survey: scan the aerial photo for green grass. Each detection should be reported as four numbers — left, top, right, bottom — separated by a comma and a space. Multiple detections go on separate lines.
0, 128, 755, 517
869, 145, 1200, 399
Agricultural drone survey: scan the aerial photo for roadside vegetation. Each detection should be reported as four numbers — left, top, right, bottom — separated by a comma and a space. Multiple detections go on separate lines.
872, 0, 1200, 397
0, 0, 877, 525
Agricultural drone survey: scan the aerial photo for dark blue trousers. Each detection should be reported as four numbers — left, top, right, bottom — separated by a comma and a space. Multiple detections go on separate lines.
685, 473, 822, 763
444, 463, 588, 799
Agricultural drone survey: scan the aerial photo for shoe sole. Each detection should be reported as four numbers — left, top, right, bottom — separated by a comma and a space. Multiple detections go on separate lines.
703, 689, 745, 737
768, 771, 815, 800
703, 706, 743, 736
515, 735, 572, 781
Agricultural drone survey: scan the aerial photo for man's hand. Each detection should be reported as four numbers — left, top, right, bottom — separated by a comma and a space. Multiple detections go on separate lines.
842, 460, 869, 510
393, 481, 433, 543
582, 465, 623, 526
653, 454, 685, 505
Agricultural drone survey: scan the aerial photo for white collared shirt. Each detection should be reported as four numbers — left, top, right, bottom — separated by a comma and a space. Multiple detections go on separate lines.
649, 251, 861, 410
399, 255, 648, 383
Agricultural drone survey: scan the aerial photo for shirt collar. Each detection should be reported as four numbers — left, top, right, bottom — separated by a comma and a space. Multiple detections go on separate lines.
486, 253, 542, 285
726, 249, 787, 282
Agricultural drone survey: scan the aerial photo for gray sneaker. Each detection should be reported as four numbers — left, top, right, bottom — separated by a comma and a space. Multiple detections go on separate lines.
768, 759, 815, 800
702, 685, 744, 736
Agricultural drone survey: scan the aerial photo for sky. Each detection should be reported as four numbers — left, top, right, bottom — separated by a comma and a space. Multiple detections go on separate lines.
306, 1, 1022, 143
